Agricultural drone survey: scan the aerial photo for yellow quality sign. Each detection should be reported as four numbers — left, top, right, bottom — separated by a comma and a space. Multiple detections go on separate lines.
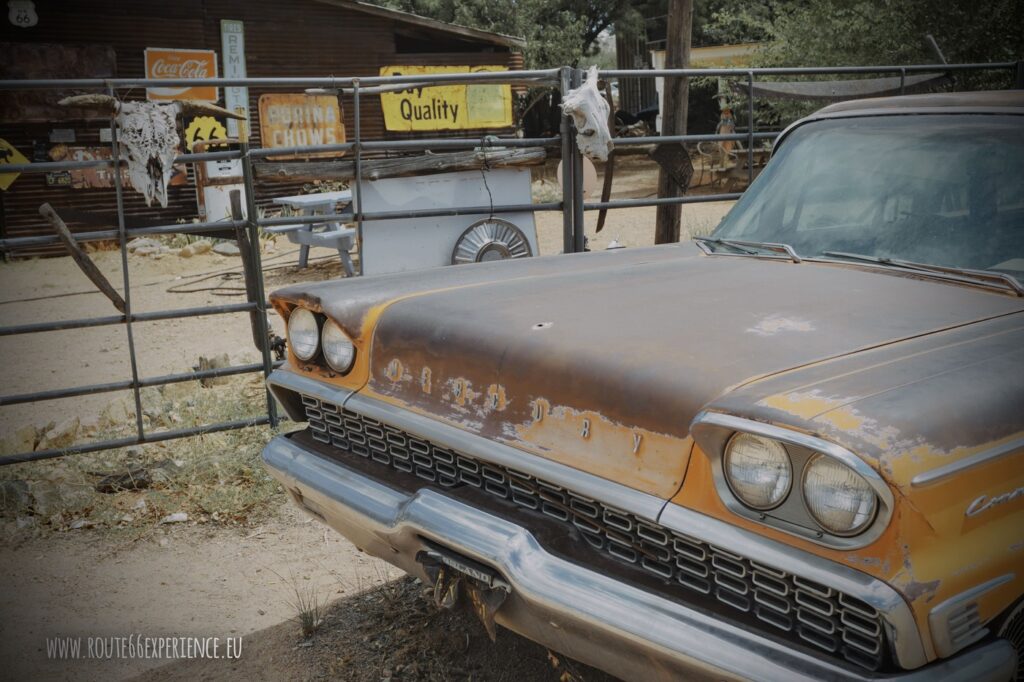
379, 65, 513, 132
0, 138, 29, 191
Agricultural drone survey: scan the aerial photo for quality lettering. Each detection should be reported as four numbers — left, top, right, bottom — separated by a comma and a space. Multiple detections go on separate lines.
399, 97, 460, 124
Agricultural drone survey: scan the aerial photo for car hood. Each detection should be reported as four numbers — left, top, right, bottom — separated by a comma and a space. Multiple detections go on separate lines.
275, 244, 1024, 499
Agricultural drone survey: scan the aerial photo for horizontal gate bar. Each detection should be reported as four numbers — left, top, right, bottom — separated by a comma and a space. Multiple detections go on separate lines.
0, 361, 277, 407
0, 63, 1011, 92
613, 132, 778, 146
0, 69, 563, 90
0, 416, 272, 466
0, 219, 246, 250
583, 194, 744, 211
0, 302, 259, 337
600, 62, 1017, 77
0, 149, 244, 175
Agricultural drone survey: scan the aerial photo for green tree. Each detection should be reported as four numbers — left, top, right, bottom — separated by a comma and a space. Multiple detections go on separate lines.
757, 0, 1022, 69
380, 0, 642, 68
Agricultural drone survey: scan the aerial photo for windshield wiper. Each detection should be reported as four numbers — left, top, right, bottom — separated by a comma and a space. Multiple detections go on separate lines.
694, 237, 802, 263
820, 251, 1024, 297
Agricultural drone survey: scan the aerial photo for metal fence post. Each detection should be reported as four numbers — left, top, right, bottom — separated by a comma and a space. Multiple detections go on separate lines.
570, 67, 586, 253
559, 66, 575, 254
107, 85, 145, 441
352, 78, 364, 274
239, 141, 279, 428
747, 71, 755, 186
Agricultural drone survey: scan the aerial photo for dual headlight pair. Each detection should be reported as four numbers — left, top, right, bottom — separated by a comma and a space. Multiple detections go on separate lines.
287, 307, 356, 374
724, 432, 877, 536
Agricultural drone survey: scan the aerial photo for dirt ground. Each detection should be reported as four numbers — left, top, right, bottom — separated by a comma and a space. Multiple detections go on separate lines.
0, 163, 734, 681
0, 503, 402, 680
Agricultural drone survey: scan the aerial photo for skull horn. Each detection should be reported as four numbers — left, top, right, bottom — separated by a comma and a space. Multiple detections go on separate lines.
175, 101, 246, 120
58, 94, 120, 113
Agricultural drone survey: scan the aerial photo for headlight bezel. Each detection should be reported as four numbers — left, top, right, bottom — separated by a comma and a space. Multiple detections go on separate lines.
287, 306, 321, 362
691, 411, 893, 550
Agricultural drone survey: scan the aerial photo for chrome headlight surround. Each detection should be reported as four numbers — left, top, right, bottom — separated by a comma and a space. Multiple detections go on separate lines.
691, 411, 894, 549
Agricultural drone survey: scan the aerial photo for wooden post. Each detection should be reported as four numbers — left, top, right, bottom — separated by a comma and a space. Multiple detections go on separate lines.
654, 0, 694, 244
40, 202, 126, 313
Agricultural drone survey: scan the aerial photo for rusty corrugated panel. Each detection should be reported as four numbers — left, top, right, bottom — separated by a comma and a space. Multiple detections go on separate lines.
0, 0, 521, 258
615, 32, 658, 115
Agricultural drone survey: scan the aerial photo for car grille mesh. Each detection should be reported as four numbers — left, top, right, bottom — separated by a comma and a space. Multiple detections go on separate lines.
303, 395, 886, 671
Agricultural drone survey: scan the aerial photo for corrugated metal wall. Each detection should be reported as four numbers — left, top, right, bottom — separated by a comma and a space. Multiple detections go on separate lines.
0, 0, 521, 257
615, 32, 658, 116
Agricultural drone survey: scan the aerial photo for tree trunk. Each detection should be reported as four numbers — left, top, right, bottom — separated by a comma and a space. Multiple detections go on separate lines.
654, 0, 694, 244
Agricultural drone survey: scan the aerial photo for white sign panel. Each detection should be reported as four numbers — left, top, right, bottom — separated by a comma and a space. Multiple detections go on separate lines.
220, 20, 249, 138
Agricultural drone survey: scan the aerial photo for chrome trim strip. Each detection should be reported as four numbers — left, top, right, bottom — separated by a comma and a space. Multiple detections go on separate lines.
263, 435, 1016, 681
267, 369, 667, 523
658, 503, 927, 670
928, 573, 1015, 658
267, 369, 355, 422
911, 437, 1024, 487
690, 411, 895, 550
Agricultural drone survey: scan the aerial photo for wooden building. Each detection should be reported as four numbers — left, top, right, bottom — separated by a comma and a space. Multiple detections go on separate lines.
0, 0, 524, 256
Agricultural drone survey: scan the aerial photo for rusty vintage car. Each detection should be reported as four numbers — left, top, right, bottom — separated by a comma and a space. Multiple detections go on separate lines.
262, 91, 1023, 681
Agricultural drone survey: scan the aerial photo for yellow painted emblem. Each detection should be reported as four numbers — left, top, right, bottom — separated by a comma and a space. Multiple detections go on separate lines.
184, 116, 228, 152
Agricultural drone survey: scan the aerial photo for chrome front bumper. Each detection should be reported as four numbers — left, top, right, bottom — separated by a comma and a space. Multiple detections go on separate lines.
262, 434, 1017, 682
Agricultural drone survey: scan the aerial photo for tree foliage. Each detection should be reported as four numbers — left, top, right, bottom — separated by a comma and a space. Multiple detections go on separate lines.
755, 0, 1022, 69
380, 0, 641, 68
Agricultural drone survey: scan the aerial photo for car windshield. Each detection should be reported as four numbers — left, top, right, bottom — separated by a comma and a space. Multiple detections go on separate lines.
710, 114, 1024, 280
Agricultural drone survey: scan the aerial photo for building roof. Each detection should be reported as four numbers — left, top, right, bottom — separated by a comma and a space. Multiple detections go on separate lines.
313, 0, 526, 48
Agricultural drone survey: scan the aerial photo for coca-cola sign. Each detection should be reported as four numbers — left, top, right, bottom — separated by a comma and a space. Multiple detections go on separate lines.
145, 48, 219, 103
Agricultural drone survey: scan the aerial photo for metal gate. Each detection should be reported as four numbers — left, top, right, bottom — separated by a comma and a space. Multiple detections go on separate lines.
0, 60, 1018, 466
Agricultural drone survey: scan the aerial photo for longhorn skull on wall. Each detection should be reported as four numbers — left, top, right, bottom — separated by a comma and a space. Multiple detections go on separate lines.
59, 95, 244, 208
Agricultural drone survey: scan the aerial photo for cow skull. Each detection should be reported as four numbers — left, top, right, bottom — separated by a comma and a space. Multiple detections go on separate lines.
561, 66, 613, 162
59, 95, 244, 207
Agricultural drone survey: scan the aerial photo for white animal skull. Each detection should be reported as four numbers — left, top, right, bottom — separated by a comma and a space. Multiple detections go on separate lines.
59, 95, 243, 207
560, 66, 613, 162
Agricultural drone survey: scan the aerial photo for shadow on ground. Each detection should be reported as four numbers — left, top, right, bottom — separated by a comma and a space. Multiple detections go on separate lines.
134, 576, 620, 682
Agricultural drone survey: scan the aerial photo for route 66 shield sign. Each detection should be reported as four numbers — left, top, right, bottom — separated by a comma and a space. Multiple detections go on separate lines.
8, 0, 38, 27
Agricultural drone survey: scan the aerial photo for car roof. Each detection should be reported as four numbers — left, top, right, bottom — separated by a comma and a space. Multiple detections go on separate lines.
815, 90, 1024, 115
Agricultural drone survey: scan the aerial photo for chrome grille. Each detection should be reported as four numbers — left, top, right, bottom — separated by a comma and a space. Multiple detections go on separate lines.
303, 395, 886, 671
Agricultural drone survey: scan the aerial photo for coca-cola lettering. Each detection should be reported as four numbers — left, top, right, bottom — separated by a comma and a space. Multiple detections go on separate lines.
150, 58, 211, 79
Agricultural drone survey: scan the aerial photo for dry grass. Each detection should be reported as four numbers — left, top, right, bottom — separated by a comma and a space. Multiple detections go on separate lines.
280, 570, 330, 639
0, 374, 291, 540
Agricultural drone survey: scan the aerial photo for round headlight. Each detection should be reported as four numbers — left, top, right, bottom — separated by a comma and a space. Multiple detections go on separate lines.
321, 320, 356, 373
802, 454, 877, 536
724, 433, 792, 510
288, 307, 319, 361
